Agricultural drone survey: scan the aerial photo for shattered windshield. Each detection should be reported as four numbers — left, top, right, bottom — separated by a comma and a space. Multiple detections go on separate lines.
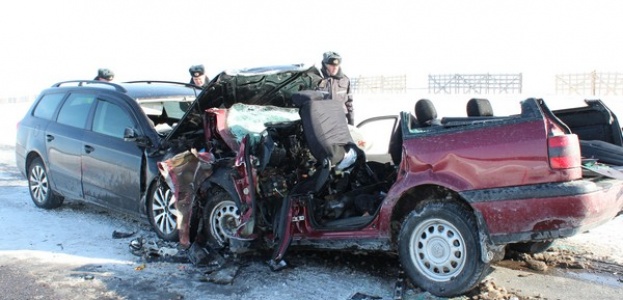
227, 103, 300, 142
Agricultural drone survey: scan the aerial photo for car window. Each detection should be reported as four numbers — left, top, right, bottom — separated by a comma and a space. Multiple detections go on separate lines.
163, 101, 192, 119
56, 93, 95, 128
92, 100, 136, 139
33, 93, 65, 120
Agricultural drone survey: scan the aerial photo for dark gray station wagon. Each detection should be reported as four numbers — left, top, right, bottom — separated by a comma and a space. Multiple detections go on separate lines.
15, 80, 200, 240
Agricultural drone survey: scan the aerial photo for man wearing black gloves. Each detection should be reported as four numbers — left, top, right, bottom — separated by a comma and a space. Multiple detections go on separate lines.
318, 51, 354, 125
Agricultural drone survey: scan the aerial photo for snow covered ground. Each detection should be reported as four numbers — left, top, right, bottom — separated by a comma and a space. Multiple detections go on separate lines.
1, 95, 622, 300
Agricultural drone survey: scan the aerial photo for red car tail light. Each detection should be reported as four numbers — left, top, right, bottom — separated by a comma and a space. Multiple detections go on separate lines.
548, 134, 581, 169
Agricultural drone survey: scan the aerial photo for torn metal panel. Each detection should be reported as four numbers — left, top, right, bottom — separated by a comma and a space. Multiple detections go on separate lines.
158, 149, 215, 247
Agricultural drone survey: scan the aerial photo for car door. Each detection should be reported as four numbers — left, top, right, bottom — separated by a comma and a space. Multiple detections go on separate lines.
81, 96, 144, 213
45, 92, 96, 199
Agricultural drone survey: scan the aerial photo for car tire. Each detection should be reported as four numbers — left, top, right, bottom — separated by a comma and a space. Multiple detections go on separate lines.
202, 190, 241, 249
147, 178, 179, 241
508, 240, 554, 254
27, 157, 64, 209
398, 201, 488, 297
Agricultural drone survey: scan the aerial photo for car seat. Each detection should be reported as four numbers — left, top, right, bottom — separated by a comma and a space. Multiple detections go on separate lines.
388, 101, 419, 166
466, 98, 494, 117
292, 90, 367, 175
388, 113, 405, 166
415, 99, 440, 126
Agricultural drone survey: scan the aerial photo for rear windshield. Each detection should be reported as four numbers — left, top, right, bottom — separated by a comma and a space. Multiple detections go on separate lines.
33, 93, 65, 120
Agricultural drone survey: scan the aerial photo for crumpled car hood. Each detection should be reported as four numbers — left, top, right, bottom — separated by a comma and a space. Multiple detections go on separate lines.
165, 64, 322, 143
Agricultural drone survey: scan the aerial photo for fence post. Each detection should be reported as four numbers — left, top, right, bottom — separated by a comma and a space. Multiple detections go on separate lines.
592, 70, 597, 96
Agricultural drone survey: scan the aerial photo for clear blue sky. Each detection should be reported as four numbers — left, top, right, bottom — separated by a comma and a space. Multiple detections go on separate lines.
1, 0, 622, 97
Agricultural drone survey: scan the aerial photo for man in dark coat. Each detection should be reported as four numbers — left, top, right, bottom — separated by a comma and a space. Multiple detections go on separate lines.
189, 64, 210, 88
318, 51, 354, 125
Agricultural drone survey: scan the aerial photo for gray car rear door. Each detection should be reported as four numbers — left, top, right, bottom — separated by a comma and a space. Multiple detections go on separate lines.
45, 92, 96, 198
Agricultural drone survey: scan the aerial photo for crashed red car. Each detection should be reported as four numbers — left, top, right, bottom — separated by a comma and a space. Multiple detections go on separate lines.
157, 64, 623, 297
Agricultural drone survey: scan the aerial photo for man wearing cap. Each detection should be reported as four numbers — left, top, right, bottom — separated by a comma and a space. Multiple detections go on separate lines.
94, 68, 114, 82
189, 64, 210, 88
318, 51, 354, 125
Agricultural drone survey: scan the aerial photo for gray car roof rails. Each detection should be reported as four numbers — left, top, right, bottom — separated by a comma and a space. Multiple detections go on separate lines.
123, 80, 203, 97
123, 80, 200, 89
51, 80, 127, 93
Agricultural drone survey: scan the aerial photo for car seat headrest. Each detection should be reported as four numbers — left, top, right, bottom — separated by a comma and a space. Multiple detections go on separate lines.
467, 98, 494, 117
415, 99, 438, 126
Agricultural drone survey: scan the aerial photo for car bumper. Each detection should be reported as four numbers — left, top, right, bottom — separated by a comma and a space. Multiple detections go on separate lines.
463, 178, 623, 244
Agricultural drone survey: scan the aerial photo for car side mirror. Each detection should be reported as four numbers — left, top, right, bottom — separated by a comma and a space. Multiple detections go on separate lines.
124, 127, 151, 147
123, 128, 138, 141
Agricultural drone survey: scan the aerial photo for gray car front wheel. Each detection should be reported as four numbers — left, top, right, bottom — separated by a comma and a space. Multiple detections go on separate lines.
147, 179, 179, 241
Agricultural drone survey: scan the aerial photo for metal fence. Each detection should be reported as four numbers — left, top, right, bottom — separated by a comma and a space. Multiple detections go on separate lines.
555, 71, 623, 96
428, 73, 522, 94
350, 75, 407, 94
0, 95, 35, 104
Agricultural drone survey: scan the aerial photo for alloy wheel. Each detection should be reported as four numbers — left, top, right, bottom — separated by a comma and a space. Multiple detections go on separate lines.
151, 185, 178, 236
29, 164, 49, 205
